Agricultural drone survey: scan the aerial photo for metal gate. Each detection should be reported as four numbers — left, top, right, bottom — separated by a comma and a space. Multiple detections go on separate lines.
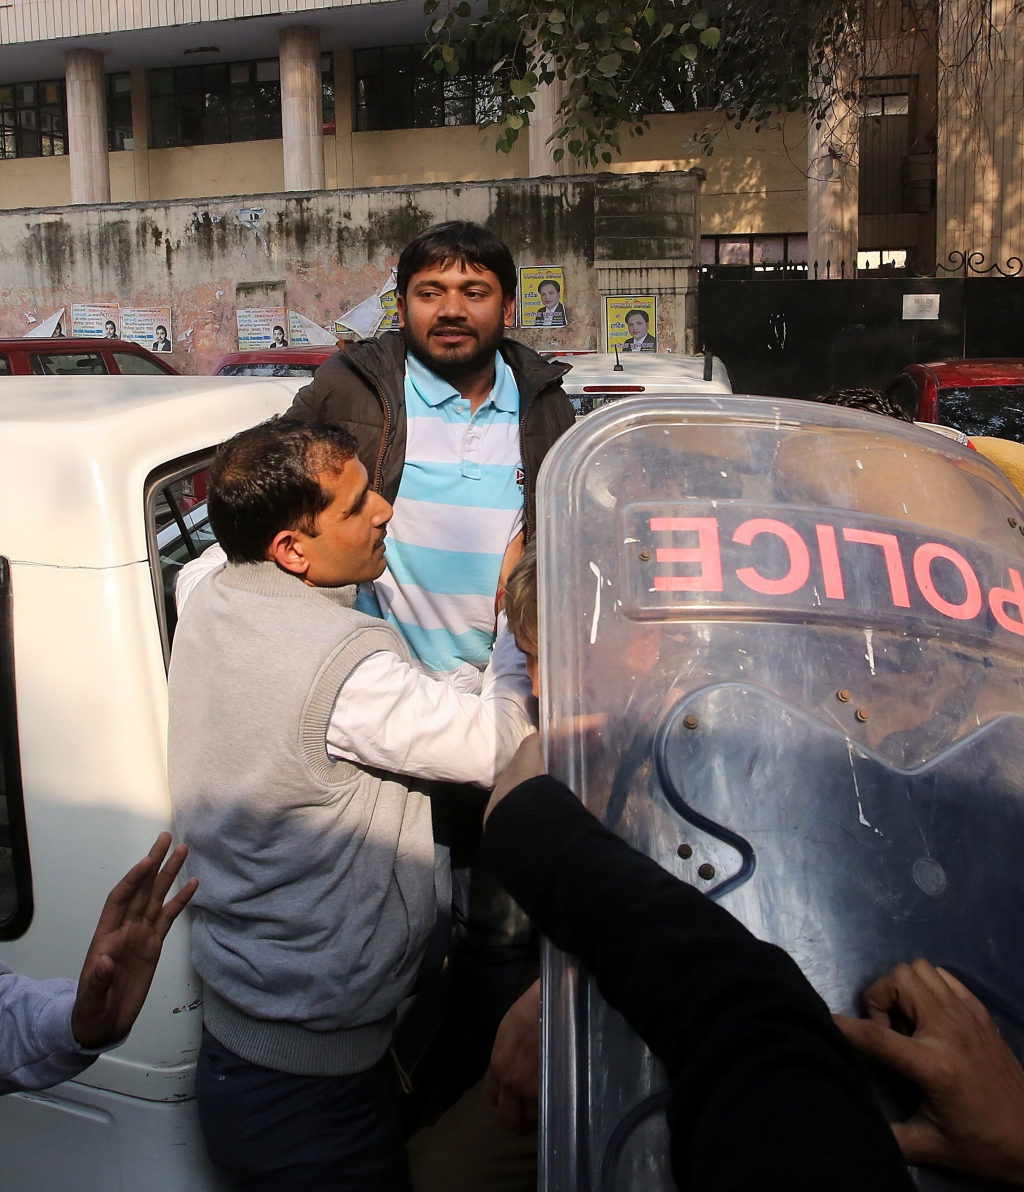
699, 274, 1024, 397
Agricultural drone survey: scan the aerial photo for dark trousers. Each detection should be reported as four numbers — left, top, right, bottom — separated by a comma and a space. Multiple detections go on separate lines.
195, 1029, 412, 1192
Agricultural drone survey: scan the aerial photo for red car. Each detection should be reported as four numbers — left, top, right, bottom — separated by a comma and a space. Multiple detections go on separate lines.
213, 346, 339, 379
888, 359, 1024, 441
0, 337, 179, 376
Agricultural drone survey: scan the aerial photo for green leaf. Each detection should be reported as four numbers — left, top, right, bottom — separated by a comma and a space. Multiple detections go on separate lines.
430, 16, 447, 32
423, 0, 440, 12
657, 21, 674, 38
615, 36, 640, 51
568, 139, 583, 154
552, 147, 565, 161
597, 52, 623, 74
595, 8, 611, 21
506, 113, 524, 128
643, 6, 656, 23
510, 76, 532, 97
456, 0, 471, 13
505, 125, 520, 141
681, 42, 698, 59
549, 23, 564, 34
690, 8, 708, 28
441, 44, 456, 61
433, 59, 445, 72
446, 58, 460, 74
602, 151, 612, 162
548, 7, 566, 21
699, 26, 720, 46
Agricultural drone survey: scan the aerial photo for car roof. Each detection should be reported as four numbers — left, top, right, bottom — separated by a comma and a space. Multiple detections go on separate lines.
0, 376, 303, 568
919, 359, 1024, 387
215, 347, 339, 368
552, 352, 732, 394
0, 337, 148, 350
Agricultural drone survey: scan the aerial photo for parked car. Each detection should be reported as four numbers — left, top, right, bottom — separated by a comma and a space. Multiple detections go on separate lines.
0, 374, 307, 1191
0, 337, 179, 377
888, 359, 1024, 440
548, 351, 732, 416
213, 345, 339, 378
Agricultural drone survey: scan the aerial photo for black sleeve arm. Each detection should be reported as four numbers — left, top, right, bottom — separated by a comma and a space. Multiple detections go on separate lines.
482, 775, 913, 1192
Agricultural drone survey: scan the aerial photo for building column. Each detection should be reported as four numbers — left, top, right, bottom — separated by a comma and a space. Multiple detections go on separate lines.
65, 49, 110, 204
280, 25, 326, 192
529, 73, 575, 177
807, 59, 859, 277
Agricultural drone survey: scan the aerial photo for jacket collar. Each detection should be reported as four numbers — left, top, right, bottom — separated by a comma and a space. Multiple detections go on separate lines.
343, 331, 571, 410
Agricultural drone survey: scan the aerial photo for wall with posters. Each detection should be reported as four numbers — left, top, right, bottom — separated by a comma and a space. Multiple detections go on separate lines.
0, 170, 701, 375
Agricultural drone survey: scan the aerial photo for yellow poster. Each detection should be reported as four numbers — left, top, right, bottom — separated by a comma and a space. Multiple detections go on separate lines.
519, 266, 567, 328
605, 295, 658, 353
379, 289, 400, 332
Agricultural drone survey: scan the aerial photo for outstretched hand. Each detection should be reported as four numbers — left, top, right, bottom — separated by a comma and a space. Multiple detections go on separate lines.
485, 979, 540, 1133
71, 833, 198, 1050
836, 958, 1024, 1185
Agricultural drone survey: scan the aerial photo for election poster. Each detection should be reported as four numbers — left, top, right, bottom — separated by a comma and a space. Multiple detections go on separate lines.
121, 307, 173, 353
71, 303, 120, 340
236, 307, 288, 351
378, 289, 400, 332
519, 266, 568, 328
605, 295, 658, 353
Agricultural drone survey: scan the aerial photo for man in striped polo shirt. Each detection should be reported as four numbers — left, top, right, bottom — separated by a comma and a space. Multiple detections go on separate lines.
288, 222, 575, 688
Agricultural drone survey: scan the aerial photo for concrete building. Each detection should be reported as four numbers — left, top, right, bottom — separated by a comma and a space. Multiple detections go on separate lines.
0, 0, 1019, 316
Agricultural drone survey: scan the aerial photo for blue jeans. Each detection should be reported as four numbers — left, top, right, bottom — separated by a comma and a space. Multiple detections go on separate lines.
195, 1029, 412, 1192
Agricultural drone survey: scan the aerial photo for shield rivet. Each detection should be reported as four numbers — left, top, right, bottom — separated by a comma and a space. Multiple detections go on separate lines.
856, 708, 870, 722
698, 863, 715, 880
639, 548, 652, 561
677, 843, 693, 859
837, 689, 851, 702
683, 714, 699, 730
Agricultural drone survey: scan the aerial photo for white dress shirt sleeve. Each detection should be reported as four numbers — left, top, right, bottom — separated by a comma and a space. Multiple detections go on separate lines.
174, 542, 227, 615
326, 625, 536, 788
0, 966, 115, 1094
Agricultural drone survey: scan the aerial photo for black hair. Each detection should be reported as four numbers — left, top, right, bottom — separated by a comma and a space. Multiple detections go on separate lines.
273, 325, 285, 336
207, 417, 359, 563
813, 388, 914, 423
155, 325, 167, 336
539, 279, 561, 293
397, 221, 517, 299
624, 309, 649, 325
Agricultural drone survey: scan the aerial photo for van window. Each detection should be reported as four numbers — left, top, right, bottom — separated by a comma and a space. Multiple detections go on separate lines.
145, 454, 218, 666
0, 557, 33, 938
30, 352, 107, 376
113, 351, 173, 376
0, 355, 11, 376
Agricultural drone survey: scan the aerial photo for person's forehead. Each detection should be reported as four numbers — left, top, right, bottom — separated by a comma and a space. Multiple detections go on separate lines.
407, 259, 501, 288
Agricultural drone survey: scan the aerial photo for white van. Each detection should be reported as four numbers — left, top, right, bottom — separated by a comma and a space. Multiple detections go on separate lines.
0, 376, 302, 1191
549, 351, 733, 417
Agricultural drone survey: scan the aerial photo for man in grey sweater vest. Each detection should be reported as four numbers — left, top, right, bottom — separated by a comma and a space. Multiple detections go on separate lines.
168, 418, 532, 1191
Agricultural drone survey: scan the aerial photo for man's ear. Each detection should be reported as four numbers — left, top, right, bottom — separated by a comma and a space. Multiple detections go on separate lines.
267, 528, 310, 577
396, 292, 406, 330
503, 293, 517, 329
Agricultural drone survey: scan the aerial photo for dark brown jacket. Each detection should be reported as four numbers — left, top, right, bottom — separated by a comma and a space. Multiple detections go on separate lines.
286, 333, 576, 540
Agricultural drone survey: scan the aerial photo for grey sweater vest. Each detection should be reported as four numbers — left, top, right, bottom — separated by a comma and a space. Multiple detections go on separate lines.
168, 562, 439, 1076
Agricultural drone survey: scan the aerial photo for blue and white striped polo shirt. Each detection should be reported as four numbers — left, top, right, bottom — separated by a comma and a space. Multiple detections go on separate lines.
359, 350, 523, 673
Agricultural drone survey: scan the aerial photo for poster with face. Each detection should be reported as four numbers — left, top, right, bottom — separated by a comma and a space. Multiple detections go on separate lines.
519, 266, 567, 328
605, 295, 658, 353
120, 308, 173, 353
237, 307, 289, 351
72, 303, 121, 340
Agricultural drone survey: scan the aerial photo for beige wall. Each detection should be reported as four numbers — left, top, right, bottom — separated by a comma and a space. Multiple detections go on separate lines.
0, 110, 804, 234
0, 153, 71, 209
607, 111, 809, 234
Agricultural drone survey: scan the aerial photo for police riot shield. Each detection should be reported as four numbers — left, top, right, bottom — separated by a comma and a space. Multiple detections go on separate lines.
537, 396, 1024, 1192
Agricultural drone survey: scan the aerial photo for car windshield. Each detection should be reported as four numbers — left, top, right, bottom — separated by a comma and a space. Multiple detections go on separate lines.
938, 385, 1024, 442
218, 363, 318, 377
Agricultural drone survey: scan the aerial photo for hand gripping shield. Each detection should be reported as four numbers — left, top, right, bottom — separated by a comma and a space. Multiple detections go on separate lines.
536, 396, 1024, 1192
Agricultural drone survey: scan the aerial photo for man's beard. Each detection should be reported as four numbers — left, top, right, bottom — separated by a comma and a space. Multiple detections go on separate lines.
403, 318, 506, 384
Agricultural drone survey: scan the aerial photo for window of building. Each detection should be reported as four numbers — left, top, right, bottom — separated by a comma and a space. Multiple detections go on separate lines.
107, 72, 133, 150
860, 76, 914, 216
149, 56, 334, 149
0, 79, 66, 159
700, 234, 809, 275
146, 454, 217, 663
354, 44, 502, 131
0, 556, 33, 939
